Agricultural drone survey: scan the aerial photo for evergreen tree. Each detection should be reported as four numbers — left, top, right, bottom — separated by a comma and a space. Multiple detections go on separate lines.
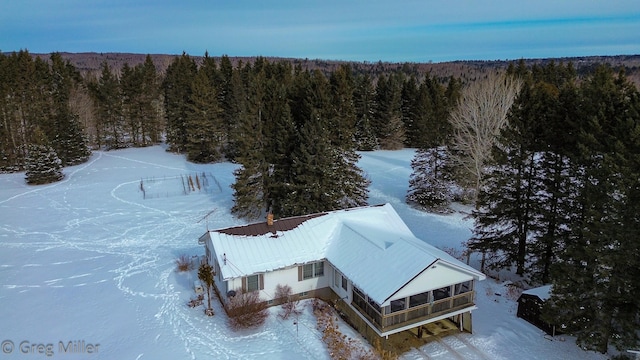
353, 73, 378, 150
137, 55, 162, 145
328, 64, 357, 149
261, 75, 296, 217
184, 63, 222, 163
225, 60, 250, 161
90, 61, 123, 149
283, 109, 335, 216
373, 73, 405, 149
49, 53, 90, 165
120, 63, 142, 145
400, 76, 421, 147
407, 147, 454, 213
231, 62, 268, 220
163, 53, 197, 153
545, 66, 640, 353
25, 127, 64, 185
468, 79, 540, 275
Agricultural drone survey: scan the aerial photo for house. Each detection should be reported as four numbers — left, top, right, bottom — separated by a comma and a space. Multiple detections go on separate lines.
199, 203, 485, 341
517, 285, 559, 335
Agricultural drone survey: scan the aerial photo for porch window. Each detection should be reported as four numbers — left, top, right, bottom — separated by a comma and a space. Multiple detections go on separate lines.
433, 286, 451, 301
390, 298, 406, 313
409, 291, 430, 307
454, 280, 472, 295
367, 297, 381, 313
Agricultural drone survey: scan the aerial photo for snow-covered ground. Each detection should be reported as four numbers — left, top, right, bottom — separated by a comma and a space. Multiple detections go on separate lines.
0, 146, 607, 359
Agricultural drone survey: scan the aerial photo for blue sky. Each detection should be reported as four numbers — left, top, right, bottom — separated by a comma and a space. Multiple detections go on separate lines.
1, 0, 639, 62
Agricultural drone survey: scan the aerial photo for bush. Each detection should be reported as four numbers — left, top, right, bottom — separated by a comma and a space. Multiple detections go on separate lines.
504, 283, 523, 301
275, 284, 301, 320
176, 254, 194, 272
226, 289, 268, 330
311, 299, 395, 360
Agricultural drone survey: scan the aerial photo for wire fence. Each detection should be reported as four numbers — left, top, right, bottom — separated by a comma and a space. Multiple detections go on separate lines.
139, 172, 223, 199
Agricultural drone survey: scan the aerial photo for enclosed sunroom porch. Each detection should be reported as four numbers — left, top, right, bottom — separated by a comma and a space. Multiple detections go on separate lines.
350, 280, 476, 336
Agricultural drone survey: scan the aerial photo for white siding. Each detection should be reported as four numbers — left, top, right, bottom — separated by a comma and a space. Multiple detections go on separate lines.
223, 261, 331, 301
386, 261, 474, 305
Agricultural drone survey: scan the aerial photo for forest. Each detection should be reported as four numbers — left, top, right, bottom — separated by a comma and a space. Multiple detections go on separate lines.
0, 50, 639, 353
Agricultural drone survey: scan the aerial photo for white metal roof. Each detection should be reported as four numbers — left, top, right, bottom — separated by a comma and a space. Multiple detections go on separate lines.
205, 203, 485, 305
522, 284, 552, 301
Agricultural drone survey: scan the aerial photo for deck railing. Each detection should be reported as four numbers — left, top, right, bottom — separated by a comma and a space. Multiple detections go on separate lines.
351, 291, 475, 332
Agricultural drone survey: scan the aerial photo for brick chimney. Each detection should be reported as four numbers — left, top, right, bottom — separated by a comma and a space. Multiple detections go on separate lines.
267, 213, 274, 226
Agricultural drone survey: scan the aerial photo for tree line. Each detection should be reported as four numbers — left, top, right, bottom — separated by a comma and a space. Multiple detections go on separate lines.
159, 53, 461, 219
485, 62, 640, 353
0, 51, 90, 174
407, 60, 640, 353
1, 50, 461, 218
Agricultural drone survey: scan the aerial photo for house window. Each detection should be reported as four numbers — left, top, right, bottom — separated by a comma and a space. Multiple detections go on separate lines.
300, 261, 324, 280
334, 269, 347, 290
246, 274, 259, 292
303, 264, 313, 279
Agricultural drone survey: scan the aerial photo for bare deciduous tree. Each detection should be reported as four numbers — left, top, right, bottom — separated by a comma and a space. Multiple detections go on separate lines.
448, 73, 522, 203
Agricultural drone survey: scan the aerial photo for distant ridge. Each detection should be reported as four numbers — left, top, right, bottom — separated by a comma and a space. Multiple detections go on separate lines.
17, 51, 640, 84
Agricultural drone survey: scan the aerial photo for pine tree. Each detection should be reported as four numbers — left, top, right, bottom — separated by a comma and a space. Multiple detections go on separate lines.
90, 61, 123, 149
224, 61, 249, 161
136, 55, 162, 145
261, 75, 296, 217
231, 62, 268, 220
329, 64, 357, 149
468, 80, 540, 275
163, 53, 197, 153
25, 127, 64, 185
400, 76, 421, 148
283, 109, 334, 216
353, 73, 378, 150
184, 61, 222, 163
373, 73, 405, 149
407, 147, 454, 213
49, 53, 90, 165
333, 147, 370, 210
545, 66, 640, 353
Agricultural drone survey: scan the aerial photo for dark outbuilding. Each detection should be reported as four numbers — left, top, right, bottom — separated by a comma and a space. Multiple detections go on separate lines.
517, 285, 559, 335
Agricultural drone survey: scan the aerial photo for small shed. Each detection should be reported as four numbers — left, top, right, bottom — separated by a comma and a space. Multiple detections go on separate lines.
517, 285, 558, 335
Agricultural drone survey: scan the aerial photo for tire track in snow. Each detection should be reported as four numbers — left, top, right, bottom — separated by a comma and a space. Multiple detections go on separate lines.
0, 151, 104, 205
101, 151, 187, 171
1, 149, 245, 358
451, 334, 493, 360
